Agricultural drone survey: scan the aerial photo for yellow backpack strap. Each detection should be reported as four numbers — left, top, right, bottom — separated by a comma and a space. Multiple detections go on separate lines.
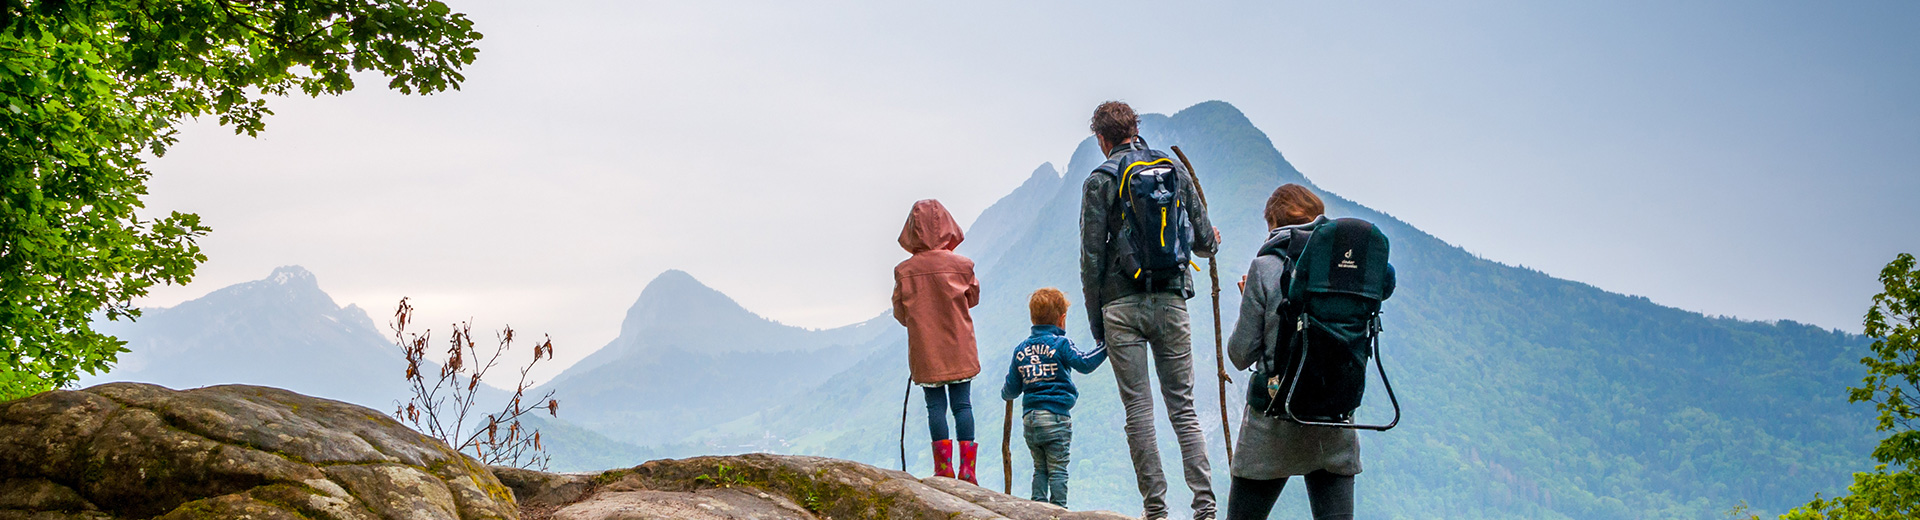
1117, 158, 1174, 203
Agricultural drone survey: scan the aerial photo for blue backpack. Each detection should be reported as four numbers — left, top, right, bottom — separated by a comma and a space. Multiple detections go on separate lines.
1096, 139, 1195, 288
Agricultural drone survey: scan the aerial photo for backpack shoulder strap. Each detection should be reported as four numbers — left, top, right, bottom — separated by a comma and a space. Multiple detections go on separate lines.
1283, 228, 1311, 260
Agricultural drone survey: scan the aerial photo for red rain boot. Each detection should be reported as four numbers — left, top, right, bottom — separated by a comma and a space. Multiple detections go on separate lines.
932, 439, 955, 478
957, 440, 979, 485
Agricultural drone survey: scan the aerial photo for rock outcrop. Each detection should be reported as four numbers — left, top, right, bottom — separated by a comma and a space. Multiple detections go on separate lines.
2, 383, 1131, 520
0, 383, 518, 519
492, 454, 1133, 520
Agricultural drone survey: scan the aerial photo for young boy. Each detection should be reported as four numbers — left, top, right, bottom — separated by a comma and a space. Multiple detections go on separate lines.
1001, 288, 1107, 507
893, 199, 983, 484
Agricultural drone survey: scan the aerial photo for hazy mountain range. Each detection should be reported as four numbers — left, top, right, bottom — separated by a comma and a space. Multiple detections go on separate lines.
78, 101, 1875, 519
81, 266, 410, 409
537, 269, 891, 447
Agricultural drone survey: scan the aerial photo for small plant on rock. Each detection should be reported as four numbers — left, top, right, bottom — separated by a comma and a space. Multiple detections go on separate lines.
695, 462, 753, 488
390, 297, 560, 470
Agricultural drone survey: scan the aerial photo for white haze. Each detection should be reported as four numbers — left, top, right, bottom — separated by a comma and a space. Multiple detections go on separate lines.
129, 1, 1920, 385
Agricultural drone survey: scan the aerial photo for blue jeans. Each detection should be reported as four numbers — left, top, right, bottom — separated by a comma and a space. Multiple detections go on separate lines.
1024, 409, 1072, 507
924, 381, 974, 441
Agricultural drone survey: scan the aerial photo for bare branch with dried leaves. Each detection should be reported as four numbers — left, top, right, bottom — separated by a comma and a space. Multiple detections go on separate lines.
390, 297, 560, 470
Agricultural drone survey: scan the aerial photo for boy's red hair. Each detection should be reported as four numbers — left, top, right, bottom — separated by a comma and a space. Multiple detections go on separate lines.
1030, 288, 1071, 326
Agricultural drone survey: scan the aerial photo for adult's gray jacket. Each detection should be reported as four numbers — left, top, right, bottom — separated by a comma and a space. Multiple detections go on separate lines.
1225, 216, 1362, 479
1078, 137, 1218, 344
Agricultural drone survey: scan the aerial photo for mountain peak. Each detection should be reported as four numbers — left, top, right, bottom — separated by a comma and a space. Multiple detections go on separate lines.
192, 265, 333, 309
267, 265, 318, 287
638, 269, 722, 303
1172, 100, 1248, 121
626, 269, 760, 331
1028, 162, 1059, 182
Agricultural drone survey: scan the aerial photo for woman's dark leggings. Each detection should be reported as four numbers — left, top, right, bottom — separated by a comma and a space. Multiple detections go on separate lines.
1225, 471, 1355, 520
924, 381, 974, 441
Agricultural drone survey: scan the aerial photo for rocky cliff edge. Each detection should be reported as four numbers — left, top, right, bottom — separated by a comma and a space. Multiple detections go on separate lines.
1, 384, 1129, 520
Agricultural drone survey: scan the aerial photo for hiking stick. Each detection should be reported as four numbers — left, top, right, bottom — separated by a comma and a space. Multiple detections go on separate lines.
901, 379, 911, 472
1002, 400, 1014, 494
1171, 145, 1234, 464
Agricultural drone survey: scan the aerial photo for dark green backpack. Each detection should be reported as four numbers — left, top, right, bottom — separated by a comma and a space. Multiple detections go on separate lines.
1253, 217, 1402, 430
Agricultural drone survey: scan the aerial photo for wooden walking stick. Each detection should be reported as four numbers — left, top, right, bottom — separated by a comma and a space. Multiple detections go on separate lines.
1002, 400, 1014, 494
901, 380, 911, 472
1171, 145, 1234, 464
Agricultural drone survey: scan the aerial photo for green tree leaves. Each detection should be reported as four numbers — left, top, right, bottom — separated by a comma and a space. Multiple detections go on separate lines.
0, 0, 482, 399
1785, 253, 1920, 519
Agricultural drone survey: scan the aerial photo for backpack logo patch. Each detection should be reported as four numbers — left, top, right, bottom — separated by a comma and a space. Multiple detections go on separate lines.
1338, 249, 1359, 269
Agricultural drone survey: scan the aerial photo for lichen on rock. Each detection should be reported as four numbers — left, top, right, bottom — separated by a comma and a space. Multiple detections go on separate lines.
0, 383, 518, 520
493, 453, 1135, 520
4, 384, 1133, 520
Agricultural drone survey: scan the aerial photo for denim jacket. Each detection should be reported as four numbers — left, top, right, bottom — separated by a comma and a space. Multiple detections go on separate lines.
1001, 325, 1108, 416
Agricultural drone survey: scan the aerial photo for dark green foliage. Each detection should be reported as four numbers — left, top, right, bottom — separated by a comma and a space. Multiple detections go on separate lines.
1783, 253, 1920, 519
0, 0, 481, 398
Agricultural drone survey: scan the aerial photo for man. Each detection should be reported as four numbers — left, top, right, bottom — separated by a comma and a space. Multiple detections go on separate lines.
1079, 101, 1220, 520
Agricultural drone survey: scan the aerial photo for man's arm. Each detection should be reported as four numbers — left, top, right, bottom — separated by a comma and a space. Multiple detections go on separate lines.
1179, 163, 1219, 258
1079, 173, 1113, 344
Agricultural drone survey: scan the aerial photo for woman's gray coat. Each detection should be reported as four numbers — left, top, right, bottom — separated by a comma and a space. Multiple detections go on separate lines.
1226, 216, 1362, 479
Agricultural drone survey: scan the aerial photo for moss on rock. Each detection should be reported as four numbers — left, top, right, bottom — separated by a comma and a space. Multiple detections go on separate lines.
0, 383, 520, 520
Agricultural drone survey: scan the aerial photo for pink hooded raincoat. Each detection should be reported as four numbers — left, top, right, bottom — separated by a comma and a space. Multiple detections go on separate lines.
892, 199, 982, 384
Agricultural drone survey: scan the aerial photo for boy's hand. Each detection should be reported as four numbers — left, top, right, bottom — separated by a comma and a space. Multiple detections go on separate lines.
1238, 274, 1247, 292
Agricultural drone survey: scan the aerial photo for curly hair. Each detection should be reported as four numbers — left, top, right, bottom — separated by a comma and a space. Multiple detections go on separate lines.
1090, 101, 1139, 147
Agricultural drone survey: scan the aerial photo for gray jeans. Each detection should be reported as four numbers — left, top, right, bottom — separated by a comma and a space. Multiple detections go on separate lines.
1104, 292, 1216, 519
1024, 410, 1072, 507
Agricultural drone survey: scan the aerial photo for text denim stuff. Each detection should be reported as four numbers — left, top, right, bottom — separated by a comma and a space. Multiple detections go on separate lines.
1017, 342, 1062, 384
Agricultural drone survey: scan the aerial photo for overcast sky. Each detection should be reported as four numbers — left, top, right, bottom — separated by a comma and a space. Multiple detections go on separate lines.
134, 1, 1920, 382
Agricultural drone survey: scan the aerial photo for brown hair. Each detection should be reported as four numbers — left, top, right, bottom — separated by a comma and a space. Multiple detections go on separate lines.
1264, 184, 1325, 228
1090, 101, 1139, 147
1029, 287, 1071, 326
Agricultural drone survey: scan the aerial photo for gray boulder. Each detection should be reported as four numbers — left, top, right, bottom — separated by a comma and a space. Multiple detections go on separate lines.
493, 453, 1133, 520
0, 383, 517, 520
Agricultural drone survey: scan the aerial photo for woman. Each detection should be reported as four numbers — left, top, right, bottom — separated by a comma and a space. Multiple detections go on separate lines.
1224, 184, 1357, 520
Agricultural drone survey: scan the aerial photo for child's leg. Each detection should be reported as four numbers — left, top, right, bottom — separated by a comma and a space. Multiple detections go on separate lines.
1045, 415, 1072, 507
923, 385, 950, 441
1024, 412, 1051, 502
946, 381, 974, 441
948, 382, 978, 483
923, 385, 954, 478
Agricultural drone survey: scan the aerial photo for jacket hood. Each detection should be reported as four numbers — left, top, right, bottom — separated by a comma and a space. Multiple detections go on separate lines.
899, 199, 965, 254
1259, 215, 1330, 257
